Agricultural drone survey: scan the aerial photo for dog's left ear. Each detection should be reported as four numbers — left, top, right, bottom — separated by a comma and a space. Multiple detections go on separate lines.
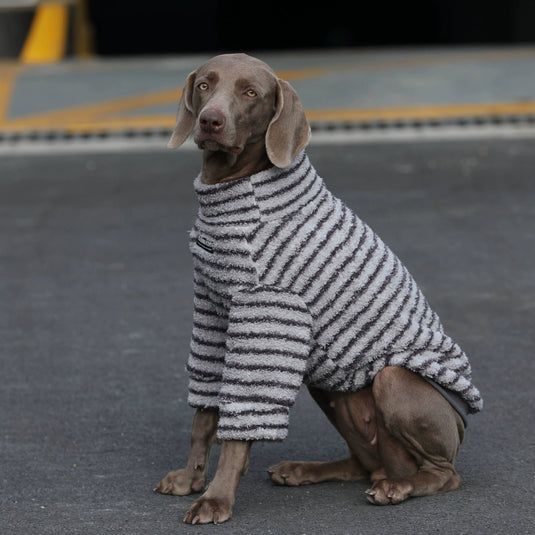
168, 71, 196, 149
266, 79, 311, 168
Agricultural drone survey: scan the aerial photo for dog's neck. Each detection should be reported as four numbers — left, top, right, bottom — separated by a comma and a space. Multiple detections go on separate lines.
193, 151, 317, 226
200, 139, 272, 184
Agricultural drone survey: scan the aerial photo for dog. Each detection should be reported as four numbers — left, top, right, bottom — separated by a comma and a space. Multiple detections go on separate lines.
153, 53, 482, 525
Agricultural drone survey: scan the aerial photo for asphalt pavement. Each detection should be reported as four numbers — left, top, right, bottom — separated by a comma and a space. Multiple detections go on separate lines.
1, 139, 534, 534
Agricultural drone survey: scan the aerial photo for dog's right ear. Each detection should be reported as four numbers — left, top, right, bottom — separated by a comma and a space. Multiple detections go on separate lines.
167, 71, 196, 149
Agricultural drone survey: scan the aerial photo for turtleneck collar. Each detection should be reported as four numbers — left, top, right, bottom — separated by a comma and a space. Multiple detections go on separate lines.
193, 151, 326, 226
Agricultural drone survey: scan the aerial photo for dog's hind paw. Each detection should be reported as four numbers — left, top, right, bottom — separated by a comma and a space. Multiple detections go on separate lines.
267, 461, 321, 486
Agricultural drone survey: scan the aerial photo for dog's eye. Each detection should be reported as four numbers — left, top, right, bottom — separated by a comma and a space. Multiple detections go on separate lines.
197, 82, 209, 91
245, 89, 257, 98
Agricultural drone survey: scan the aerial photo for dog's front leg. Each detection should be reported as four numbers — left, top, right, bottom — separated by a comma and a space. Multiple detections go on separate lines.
184, 440, 252, 525
154, 408, 218, 495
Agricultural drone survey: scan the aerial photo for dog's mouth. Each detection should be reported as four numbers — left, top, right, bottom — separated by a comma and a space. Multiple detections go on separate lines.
195, 135, 242, 155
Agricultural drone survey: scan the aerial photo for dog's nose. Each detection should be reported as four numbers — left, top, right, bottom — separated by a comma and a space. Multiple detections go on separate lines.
199, 109, 226, 133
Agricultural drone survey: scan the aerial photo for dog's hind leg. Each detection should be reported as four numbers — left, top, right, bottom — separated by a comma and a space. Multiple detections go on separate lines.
365, 366, 465, 505
154, 408, 219, 495
267, 387, 374, 486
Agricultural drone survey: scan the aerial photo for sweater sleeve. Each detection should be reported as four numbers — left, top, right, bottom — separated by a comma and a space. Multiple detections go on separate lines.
186, 278, 228, 410
216, 285, 313, 441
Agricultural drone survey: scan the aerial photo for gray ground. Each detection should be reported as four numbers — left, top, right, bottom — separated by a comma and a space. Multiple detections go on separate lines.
1, 140, 534, 534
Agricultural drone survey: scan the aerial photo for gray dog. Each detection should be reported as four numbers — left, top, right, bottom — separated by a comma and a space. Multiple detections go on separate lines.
154, 53, 482, 525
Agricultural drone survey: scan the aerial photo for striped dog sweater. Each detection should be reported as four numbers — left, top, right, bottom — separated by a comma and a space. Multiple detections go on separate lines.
187, 151, 483, 441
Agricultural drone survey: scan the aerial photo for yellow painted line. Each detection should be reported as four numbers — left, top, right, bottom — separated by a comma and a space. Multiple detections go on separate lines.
307, 101, 535, 123
276, 66, 335, 82
2, 86, 183, 131
277, 47, 535, 82
20, 2, 69, 64
2, 100, 535, 135
0, 62, 23, 124
0, 116, 174, 135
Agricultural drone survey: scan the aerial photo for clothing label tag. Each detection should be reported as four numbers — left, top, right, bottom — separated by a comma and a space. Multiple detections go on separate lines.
196, 235, 214, 253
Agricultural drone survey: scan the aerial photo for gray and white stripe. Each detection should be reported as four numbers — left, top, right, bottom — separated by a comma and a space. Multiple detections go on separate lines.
186, 152, 482, 441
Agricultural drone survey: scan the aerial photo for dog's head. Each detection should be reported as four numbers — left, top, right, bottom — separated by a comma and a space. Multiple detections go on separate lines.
168, 53, 310, 168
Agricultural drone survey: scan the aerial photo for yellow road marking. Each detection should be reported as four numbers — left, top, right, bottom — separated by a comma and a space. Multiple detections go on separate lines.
2, 100, 534, 135
0, 62, 23, 124
276, 66, 335, 81
20, 2, 69, 64
277, 47, 535, 82
307, 101, 535, 123
1, 86, 183, 131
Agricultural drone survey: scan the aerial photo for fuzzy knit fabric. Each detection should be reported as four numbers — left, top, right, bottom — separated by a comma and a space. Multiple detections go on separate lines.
187, 151, 483, 441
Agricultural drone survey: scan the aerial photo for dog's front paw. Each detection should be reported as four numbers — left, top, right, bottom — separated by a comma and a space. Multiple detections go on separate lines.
184, 494, 233, 525
365, 478, 413, 505
153, 469, 205, 496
